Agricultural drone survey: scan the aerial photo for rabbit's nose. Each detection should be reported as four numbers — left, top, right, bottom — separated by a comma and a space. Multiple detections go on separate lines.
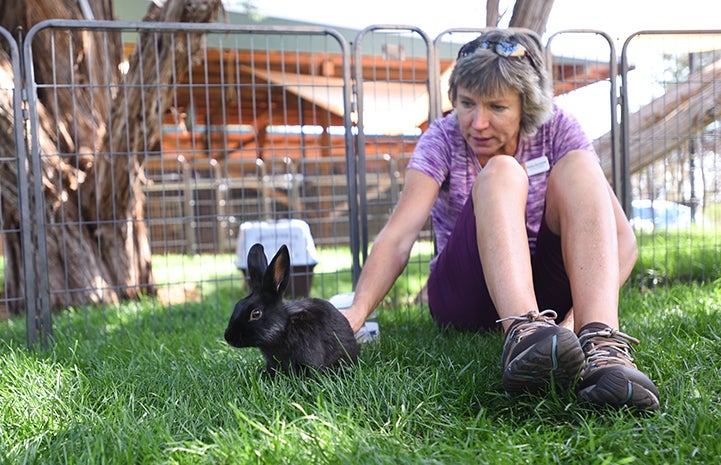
224, 328, 242, 347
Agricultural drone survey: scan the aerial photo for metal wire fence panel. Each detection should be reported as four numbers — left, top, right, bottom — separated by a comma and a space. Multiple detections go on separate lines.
0, 26, 38, 345
1, 22, 721, 346
546, 30, 621, 191
352, 26, 437, 310
20, 20, 355, 344
621, 31, 721, 284
0, 28, 17, 340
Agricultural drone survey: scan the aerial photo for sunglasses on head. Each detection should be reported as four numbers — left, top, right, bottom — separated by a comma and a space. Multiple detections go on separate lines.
457, 39, 538, 71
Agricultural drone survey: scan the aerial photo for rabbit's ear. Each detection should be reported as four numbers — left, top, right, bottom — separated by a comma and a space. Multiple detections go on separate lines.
285, 304, 308, 319
263, 244, 291, 297
246, 243, 268, 292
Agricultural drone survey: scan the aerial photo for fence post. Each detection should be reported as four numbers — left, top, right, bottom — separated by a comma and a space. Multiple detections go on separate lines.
619, 37, 633, 216
1, 27, 41, 347
179, 156, 198, 255
353, 25, 433, 276
211, 158, 228, 252
21, 26, 54, 348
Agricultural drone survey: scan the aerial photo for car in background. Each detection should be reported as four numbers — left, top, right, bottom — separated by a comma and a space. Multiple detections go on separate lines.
630, 199, 693, 232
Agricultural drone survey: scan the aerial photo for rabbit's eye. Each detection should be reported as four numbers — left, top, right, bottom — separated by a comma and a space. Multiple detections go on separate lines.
249, 308, 263, 321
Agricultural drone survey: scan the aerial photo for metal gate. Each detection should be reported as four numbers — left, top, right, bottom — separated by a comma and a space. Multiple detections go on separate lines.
2, 22, 721, 347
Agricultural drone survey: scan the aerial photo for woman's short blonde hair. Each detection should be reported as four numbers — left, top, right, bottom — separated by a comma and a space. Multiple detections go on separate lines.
448, 29, 553, 137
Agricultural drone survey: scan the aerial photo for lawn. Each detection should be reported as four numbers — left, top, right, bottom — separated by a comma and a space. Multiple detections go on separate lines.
1, 236, 720, 464
632, 227, 721, 286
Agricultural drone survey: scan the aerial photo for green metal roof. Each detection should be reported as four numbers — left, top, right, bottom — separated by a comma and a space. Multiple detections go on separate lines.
113, 0, 361, 40
112, 0, 440, 58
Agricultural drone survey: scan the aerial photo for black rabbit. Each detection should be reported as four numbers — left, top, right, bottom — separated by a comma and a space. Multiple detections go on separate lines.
224, 243, 359, 375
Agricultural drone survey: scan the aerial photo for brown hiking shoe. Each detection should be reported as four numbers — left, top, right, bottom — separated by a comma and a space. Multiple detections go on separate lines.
576, 322, 660, 411
498, 310, 584, 394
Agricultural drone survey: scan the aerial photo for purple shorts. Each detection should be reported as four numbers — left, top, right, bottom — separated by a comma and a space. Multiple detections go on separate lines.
427, 197, 571, 331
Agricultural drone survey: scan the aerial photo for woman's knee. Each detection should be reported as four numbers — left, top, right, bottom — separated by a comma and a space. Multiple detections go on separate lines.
472, 155, 528, 199
545, 150, 610, 232
547, 150, 603, 193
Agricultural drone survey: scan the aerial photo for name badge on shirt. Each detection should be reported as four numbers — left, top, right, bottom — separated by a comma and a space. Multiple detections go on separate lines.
523, 156, 550, 177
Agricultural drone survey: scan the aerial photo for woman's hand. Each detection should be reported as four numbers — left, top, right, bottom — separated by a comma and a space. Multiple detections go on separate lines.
340, 305, 367, 334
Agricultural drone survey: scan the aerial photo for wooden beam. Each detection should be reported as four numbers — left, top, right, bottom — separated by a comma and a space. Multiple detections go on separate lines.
594, 57, 721, 178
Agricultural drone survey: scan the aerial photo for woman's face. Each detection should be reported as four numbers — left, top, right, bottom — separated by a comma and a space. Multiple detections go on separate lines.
454, 85, 522, 164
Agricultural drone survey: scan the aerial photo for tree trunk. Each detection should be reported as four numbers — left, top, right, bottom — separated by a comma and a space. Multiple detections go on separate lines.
486, 0, 500, 27
508, 0, 555, 36
0, 0, 221, 312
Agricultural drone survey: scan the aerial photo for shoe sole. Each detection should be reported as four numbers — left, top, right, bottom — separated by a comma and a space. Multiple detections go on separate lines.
503, 328, 584, 394
576, 367, 660, 411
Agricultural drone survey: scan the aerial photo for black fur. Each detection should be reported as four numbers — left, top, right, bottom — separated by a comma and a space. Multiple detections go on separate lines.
224, 243, 359, 375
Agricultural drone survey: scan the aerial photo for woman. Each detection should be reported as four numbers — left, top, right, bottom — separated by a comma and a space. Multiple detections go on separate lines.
342, 29, 659, 411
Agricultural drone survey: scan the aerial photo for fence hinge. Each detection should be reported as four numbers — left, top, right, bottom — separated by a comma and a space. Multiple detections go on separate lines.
20, 87, 30, 121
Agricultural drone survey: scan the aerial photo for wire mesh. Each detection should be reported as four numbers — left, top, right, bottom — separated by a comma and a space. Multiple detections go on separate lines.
622, 32, 721, 284
1, 23, 720, 346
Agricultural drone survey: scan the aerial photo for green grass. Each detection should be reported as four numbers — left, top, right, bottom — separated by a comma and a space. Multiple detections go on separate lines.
1, 238, 720, 464
2, 278, 721, 464
633, 228, 721, 286
146, 241, 434, 311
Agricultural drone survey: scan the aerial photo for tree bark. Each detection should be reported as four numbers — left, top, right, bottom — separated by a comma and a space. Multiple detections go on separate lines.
0, 0, 221, 312
486, 0, 500, 28
508, 0, 555, 36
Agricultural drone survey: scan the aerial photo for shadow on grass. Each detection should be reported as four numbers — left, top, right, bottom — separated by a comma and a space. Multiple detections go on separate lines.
6, 242, 721, 462
10, 280, 712, 464
8, 268, 704, 425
